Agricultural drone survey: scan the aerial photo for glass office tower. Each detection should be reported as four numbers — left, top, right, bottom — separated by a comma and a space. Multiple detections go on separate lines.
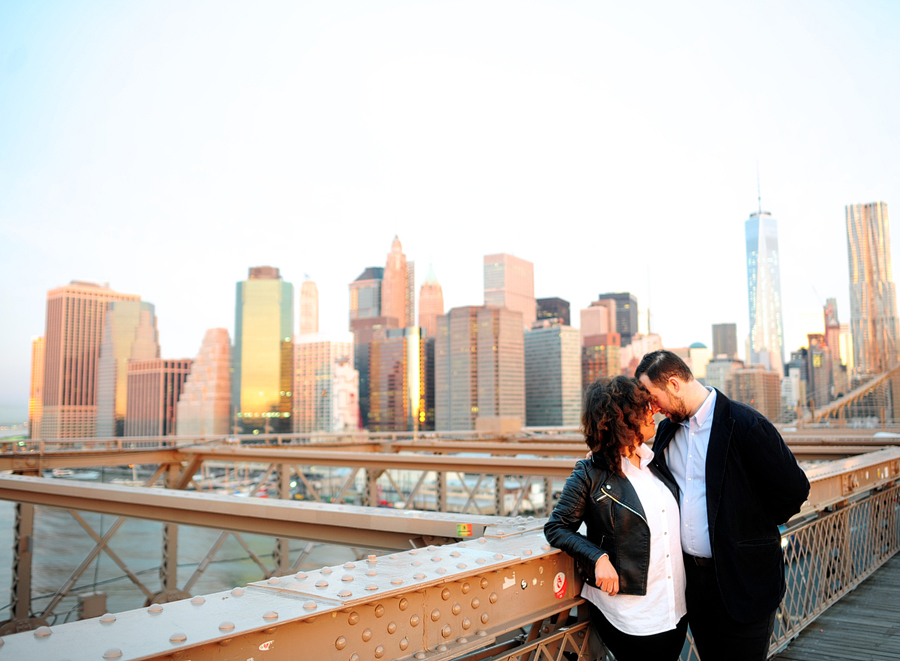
233, 266, 294, 434
746, 210, 785, 377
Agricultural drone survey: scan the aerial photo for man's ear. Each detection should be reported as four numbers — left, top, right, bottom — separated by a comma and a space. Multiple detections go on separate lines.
668, 377, 680, 393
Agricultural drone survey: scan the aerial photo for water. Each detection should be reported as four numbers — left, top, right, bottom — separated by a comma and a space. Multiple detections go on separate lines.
0, 491, 359, 625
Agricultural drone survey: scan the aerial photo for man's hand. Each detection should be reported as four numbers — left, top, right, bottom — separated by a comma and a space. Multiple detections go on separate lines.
594, 555, 619, 596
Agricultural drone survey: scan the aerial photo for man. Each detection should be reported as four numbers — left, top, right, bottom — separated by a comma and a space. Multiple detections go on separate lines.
635, 350, 809, 661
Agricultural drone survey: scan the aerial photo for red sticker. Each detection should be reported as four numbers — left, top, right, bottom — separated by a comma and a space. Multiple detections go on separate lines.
553, 572, 567, 599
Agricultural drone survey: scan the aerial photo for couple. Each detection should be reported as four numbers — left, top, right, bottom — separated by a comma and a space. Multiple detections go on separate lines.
544, 351, 810, 661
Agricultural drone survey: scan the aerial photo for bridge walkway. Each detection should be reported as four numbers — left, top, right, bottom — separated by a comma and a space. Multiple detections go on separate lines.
774, 552, 900, 661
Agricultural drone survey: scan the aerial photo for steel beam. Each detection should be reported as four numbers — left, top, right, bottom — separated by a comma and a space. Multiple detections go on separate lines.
0, 475, 532, 550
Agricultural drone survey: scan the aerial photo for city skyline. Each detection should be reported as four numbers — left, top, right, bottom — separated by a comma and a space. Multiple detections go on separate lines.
4, 1, 900, 422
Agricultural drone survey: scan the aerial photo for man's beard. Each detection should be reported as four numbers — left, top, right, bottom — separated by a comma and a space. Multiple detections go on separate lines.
666, 393, 691, 423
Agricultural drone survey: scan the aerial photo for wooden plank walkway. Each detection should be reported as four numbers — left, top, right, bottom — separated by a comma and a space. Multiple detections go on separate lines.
774, 553, 900, 660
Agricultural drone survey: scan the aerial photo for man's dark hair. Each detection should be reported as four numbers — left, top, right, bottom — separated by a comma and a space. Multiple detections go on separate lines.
634, 350, 693, 386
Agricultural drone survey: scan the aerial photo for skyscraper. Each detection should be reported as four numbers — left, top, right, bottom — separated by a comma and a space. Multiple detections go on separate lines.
596, 293, 638, 347
580, 300, 620, 385
233, 266, 294, 434
824, 299, 849, 397
28, 337, 44, 439
525, 323, 581, 426
726, 364, 782, 422
435, 306, 525, 430
368, 327, 430, 432
846, 201, 900, 375
746, 209, 785, 377
299, 279, 319, 335
382, 236, 415, 328
176, 329, 232, 436
536, 298, 570, 326
349, 267, 386, 325
41, 281, 140, 439
484, 253, 535, 327
418, 265, 444, 339
96, 300, 160, 437
125, 359, 192, 437
712, 323, 738, 359
293, 334, 357, 433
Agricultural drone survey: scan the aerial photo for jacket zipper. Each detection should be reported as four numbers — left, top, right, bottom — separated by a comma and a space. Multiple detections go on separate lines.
600, 487, 647, 524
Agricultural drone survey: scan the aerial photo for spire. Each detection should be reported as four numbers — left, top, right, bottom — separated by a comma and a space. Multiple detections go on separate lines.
424, 264, 439, 284
756, 161, 762, 215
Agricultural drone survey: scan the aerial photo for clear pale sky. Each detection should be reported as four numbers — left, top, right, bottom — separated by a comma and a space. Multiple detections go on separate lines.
2, 1, 899, 424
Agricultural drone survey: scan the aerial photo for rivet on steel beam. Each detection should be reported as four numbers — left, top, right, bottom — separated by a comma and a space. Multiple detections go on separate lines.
441, 624, 452, 638
148, 604, 163, 614
428, 546, 437, 551
436, 568, 447, 574
303, 601, 317, 610
489, 592, 498, 604
366, 582, 379, 591
390, 554, 399, 559
295, 572, 308, 581
457, 563, 467, 569
335, 636, 347, 650
263, 611, 278, 620
459, 542, 468, 547
33, 626, 51, 638
410, 573, 423, 580
494, 554, 504, 560
412, 561, 422, 566
387, 621, 397, 634
191, 596, 206, 605
441, 588, 451, 601
476, 629, 487, 636
218, 638, 233, 647
517, 525, 526, 531
342, 574, 354, 582
462, 617, 472, 630
400, 636, 410, 650
374, 604, 385, 618
349, 654, 359, 661
348, 612, 360, 625
480, 578, 488, 589
374, 644, 385, 658
398, 598, 409, 611
322, 567, 333, 574
315, 580, 328, 588
481, 613, 490, 623
218, 621, 235, 631
438, 644, 448, 652
496, 530, 506, 535
367, 555, 377, 563
476, 558, 486, 564
415, 652, 426, 660
478, 538, 486, 544
367, 570, 377, 576
410, 614, 421, 627
542, 544, 551, 551
457, 636, 468, 644
267, 577, 280, 585
338, 590, 352, 598
452, 603, 461, 615
471, 595, 481, 609
231, 588, 245, 597
461, 582, 471, 594
99, 613, 116, 624
102, 649, 123, 659
391, 578, 403, 585
410, 550, 419, 555
362, 628, 373, 642
450, 551, 461, 557
431, 609, 441, 622
523, 549, 533, 556
431, 556, 442, 563
170, 632, 187, 643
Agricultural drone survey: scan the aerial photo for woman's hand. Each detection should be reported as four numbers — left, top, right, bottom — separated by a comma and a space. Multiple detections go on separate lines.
594, 555, 619, 596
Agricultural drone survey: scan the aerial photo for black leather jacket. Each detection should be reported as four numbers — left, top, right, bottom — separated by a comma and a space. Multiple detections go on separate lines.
544, 454, 679, 595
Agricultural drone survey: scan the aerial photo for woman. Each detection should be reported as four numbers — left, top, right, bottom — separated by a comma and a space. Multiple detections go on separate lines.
544, 376, 687, 661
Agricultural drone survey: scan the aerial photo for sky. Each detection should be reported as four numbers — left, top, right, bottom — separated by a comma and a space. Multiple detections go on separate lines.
2, 0, 900, 423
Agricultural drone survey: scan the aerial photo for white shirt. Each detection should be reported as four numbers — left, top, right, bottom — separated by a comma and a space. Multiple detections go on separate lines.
581, 443, 687, 636
666, 386, 716, 558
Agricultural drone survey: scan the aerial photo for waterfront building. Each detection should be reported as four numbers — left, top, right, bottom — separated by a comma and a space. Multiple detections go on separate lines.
580, 300, 616, 346
596, 292, 638, 348
712, 323, 739, 359
581, 334, 621, 387
435, 306, 525, 430
292, 334, 356, 433
536, 298, 570, 327
620, 334, 663, 376
846, 201, 900, 375
746, 208, 786, 377
125, 359, 192, 436
688, 342, 712, 379
726, 364, 782, 421
704, 356, 743, 392
368, 327, 432, 432
40, 281, 140, 439
382, 236, 415, 328
175, 329, 232, 436
299, 280, 319, 335
233, 267, 293, 434
350, 316, 398, 430
806, 334, 833, 408
484, 254, 535, 328
332, 357, 361, 432
28, 337, 44, 439
525, 322, 580, 426
824, 299, 850, 397
96, 301, 160, 437
349, 267, 385, 323
418, 265, 444, 339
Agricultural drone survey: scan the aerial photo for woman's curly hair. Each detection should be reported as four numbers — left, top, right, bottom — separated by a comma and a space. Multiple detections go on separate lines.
582, 376, 652, 476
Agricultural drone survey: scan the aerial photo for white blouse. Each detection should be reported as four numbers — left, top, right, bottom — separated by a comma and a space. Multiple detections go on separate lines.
581, 443, 687, 636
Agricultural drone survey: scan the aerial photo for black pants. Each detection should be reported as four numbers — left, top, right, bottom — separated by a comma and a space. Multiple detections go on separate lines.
588, 603, 688, 661
683, 556, 777, 661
